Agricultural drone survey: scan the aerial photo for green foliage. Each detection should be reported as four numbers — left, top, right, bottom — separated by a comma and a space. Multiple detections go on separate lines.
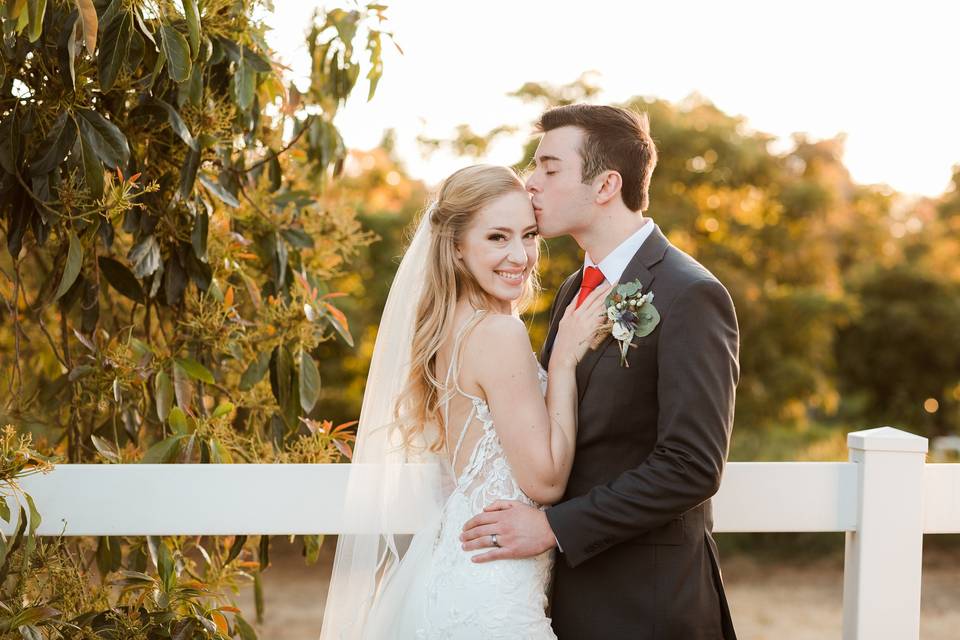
0, 0, 393, 635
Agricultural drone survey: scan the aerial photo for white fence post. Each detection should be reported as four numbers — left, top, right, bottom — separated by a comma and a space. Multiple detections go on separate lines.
842, 427, 928, 640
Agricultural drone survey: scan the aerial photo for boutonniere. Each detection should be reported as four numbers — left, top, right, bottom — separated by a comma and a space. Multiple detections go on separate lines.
602, 279, 660, 367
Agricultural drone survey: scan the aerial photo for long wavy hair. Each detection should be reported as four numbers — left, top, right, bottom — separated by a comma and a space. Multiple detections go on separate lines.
394, 165, 540, 453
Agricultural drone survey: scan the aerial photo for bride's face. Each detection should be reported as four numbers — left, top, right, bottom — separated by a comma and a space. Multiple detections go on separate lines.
455, 190, 539, 308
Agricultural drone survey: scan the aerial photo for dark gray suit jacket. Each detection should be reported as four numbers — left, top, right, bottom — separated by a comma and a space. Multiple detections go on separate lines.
540, 224, 739, 640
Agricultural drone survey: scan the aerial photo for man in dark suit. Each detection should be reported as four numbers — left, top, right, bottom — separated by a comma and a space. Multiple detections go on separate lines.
461, 104, 739, 639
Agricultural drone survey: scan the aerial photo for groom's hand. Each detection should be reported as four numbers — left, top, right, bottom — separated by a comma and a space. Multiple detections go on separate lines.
460, 500, 556, 563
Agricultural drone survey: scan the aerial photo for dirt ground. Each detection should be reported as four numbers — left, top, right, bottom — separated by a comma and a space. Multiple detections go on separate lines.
234, 537, 960, 639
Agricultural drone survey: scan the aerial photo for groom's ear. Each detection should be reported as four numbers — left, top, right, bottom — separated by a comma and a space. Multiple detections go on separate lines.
595, 170, 623, 205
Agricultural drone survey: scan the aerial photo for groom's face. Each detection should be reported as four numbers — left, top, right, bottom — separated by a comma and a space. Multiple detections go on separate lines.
526, 126, 597, 239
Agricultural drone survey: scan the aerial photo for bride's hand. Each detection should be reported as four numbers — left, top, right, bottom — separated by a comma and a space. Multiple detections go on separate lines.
549, 282, 613, 371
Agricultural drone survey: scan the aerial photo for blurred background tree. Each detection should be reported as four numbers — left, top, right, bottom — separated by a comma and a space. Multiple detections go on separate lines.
318, 74, 960, 456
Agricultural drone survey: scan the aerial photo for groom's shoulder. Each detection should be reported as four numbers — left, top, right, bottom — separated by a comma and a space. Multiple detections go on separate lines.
661, 243, 724, 291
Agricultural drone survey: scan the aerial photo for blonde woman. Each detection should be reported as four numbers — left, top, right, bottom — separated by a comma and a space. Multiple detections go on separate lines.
320, 164, 609, 639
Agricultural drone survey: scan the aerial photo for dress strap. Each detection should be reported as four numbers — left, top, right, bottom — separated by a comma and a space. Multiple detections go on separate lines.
441, 309, 486, 471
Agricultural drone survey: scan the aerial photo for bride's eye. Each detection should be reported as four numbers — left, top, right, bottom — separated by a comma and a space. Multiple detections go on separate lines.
488, 233, 507, 241
524, 231, 539, 239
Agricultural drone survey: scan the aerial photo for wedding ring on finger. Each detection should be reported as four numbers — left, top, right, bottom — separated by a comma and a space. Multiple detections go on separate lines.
491, 533, 501, 548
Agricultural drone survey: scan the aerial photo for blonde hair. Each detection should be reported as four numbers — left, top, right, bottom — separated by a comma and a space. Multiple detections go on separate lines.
395, 165, 539, 453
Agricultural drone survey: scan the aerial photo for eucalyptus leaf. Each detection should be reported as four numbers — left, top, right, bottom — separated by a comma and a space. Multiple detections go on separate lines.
634, 303, 661, 338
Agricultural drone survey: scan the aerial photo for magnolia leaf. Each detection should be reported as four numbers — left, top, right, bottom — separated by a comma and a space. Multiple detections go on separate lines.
91, 434, 120, 463
73, 0, 97, 53
75, 124, 103, 199
168, 406, 189, 434
98, 256, 145, 303
180, 0, 200, 58
154, 369, 173, 421
239, 351, 270, 390
211, 401, 234, 419
179, 147, 201, 199
147, 96, 197, 150
191, 209, 208, 258
97, 10, 132, 92
30, 111, 76, 176
76, 109, 130, 168
53, 231, 82, 301
234, 54, 256, 111
198, 173, 239, 207
128, 236, 161, 278
174, 356, 214, 384
299, 349, 321, 413
172, 360, 193, 410
160, 24, 191, 83
140, 435, 183, 463
26, 0, 47, 42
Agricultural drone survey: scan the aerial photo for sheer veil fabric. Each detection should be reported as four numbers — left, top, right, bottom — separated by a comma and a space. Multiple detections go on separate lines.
319, 212, 450, 639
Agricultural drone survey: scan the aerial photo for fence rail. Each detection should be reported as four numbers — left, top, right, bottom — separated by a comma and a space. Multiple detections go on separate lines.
2, 426, 957, 640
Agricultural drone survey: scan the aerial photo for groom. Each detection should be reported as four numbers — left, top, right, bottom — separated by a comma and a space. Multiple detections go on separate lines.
461, 104, 739, 639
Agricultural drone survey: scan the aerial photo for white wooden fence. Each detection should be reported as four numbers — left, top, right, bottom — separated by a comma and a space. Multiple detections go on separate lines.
4, 426, 959, 639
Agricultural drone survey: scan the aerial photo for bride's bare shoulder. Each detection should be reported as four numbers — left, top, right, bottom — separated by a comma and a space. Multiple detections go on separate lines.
467, 313, 533, 368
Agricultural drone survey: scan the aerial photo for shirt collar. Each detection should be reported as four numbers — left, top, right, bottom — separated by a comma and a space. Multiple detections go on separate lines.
583, 218, 655, 285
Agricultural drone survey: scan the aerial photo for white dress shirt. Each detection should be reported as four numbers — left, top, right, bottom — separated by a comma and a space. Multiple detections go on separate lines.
582, 218, 655, 286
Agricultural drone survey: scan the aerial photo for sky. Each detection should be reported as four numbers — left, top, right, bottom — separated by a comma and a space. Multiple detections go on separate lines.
264, 0, 960, 198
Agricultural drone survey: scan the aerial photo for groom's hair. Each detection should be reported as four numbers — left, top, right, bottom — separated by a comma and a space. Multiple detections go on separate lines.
535, 104, 657, 212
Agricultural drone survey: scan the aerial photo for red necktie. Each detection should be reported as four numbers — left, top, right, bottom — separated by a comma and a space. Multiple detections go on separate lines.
576, 266, 606, 308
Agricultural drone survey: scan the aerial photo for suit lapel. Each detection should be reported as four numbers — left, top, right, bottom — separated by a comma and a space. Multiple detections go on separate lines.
539, 270, 583, 368
575, 224, 670, 403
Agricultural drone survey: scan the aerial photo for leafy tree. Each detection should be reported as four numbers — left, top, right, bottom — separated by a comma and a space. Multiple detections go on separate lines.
836, 265, 960, 436
0, 0, 394, 635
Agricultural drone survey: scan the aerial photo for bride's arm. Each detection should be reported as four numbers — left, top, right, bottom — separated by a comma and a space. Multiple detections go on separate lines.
470, 286, 609, 505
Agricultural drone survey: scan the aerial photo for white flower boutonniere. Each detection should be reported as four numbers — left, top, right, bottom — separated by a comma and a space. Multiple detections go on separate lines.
603, 279, 660, 367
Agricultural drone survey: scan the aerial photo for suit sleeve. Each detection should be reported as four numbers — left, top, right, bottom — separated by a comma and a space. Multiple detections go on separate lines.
545, 277, 740, 568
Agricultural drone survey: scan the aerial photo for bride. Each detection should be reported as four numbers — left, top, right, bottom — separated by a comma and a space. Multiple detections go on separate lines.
320, 164, 609, 639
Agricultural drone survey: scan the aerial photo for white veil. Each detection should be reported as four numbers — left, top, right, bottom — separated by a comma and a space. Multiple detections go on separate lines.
319, 211, 448, 639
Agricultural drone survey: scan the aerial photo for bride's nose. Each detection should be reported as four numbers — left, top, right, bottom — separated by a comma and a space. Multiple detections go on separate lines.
505, 239, 527, 265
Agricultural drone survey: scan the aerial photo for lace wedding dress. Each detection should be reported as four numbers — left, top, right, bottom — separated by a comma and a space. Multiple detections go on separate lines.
360, 311, 557, 639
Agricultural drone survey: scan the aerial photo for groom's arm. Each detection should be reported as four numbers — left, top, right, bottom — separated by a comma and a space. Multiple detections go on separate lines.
544, 277, 739, 569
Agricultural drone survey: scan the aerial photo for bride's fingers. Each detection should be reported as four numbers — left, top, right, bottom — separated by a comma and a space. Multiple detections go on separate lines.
483, 500, 514, 512
578, 282, 611, 312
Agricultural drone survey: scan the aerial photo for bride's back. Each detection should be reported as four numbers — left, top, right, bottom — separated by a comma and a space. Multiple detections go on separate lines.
434, 308, 492, 480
